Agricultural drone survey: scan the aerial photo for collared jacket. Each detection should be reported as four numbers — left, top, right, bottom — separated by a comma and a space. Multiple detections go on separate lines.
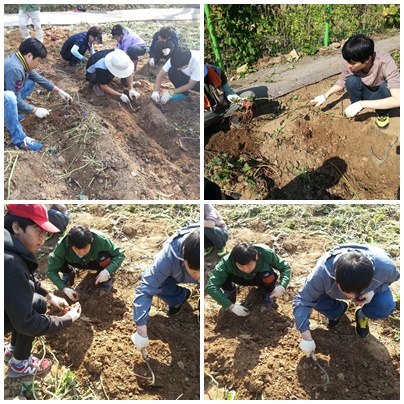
116, 27, 146, 53
60, 32, 94, 60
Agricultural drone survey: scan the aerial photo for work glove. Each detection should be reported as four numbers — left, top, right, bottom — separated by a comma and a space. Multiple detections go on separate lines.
59, 90, 73, 103
132, 331, 149, 351
160, 91, 172, 105
354, 290, 375, 305
230, 304, 250, 317
65, 302, 82, 322
345, 101, 363, 118
120, 93, 130, 103
300, 338, 316, 357
162, 48, 171, 56
270, 285, 285, 298
95, 269, 110, 284
49, 294, 69, 310
63, 287, 80, 302
81, 56, 88, 63
151, 91, 160, 103
35, 107, 50, 118
310, 94, 327, 107
149, 58, 155, 67
129, 89, 140, 100
227, 94, 241, 103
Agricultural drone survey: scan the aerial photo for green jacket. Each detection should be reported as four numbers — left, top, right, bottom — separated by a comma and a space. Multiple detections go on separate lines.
47, 229, 125, 290
20, 5, 41, 12
205, 243, 291, 309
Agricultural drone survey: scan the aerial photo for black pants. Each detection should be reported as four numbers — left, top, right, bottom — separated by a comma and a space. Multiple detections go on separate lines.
153, 39, 176, 62
4, 291, 47, 360
222, 270, 278, 294
168, 67, 200, 95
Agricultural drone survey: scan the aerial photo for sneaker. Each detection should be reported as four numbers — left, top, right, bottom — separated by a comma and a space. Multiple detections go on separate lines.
61, 266, 75, 287
328, 301, 349, 328
171, 93, 189, 102
355, 309, 370, 338
217, 246, 227, 257
69, 59, 78, 67
168, 288, 192, 316
15, 136, 42, 151
18, 114, 25, 122
7, 355, 52, 378
263, 293, 274, 307
204, 246, 214, 256
376, 113, 390, 130
223, 288, 236, 304
4, 344, 15, 363
93, 84, 105, 97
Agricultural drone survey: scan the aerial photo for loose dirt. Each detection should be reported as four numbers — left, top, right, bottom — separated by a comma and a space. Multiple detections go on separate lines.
205, 76, 400, 200
204, 228, 400, 400
4, 25, 200, 200
4, 205, 200, 400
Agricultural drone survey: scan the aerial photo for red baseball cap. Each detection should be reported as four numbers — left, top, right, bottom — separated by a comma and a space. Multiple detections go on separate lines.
6, 204, 60, 233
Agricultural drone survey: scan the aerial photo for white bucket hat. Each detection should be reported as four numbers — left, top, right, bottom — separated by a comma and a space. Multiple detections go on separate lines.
105, 49, 134, 78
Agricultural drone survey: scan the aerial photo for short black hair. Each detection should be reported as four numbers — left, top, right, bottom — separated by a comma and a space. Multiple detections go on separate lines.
158, 26, 173, 40
342, 34, 374, 63
183, 228, 200, 270
335, 251, 374, 295
170, 46, 192, 69
68, 225, 93, 249
4, 213, 36, 234
88, 26, 102, 39
111, 24, 125, 37
230, 242, 258, 265
19, 37, 47, 59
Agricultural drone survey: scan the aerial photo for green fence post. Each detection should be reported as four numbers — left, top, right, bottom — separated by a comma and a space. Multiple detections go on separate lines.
204, 4, 224, 69
324, 4, 330, 47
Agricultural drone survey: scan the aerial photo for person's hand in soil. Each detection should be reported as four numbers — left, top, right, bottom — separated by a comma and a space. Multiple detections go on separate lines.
270, 285, 285, 298
58, 89, 73, 103
129, 89, 140, 100
63, 287, 80, 301
345, 101, 363, 117
120, 93, 130, 103
48, 293, 69, 310
229, 304, 250, 317
310, 94, 327, 107
34, 107, 50, 118
95, 269, 110, 285
160, 91, 172, 105
64, 302, 82, 322
352, 290, 374, 306
151, 91, 160, 103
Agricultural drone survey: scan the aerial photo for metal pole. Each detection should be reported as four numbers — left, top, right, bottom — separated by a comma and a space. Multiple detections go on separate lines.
324, 4, 330, 47
204, 4, 224, 69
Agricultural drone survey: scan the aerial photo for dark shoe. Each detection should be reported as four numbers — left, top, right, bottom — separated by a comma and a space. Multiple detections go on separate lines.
15, 136, 42, 151
376, 113, 390, 130
69, 59, 78, 67
93, 84, 105, 97
263, 293, 274, 307
217, 246, 227, 257
328, 301, 349, 328
223, 287, 236, 304
100, 277, 113, 292
355, 309, 370, 338
204, 246, 214, 256
8, 355, 52, 378
62, 266, 75, 287
168, 288, 192, 316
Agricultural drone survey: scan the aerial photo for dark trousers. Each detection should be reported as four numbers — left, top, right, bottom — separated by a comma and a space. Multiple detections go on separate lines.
222, 270, 278, 295
168, 67, 200, 95
4, 292, 47, 360
345, 75, 391, 115
127, 44, 147, 62
153, 39, 176, 62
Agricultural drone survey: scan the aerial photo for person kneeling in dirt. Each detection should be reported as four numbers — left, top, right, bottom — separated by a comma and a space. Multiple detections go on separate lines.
293, 244, 400, 359
205, 242, 291, 316
85, 48, 140, 102
204, 204, 228, 257
4, 38, 73, 151
311, 34, 400, 130
151, 46, 200, 105
132, 226, 200, 351
204, 63, 256, 129
148, 26, 179, 67
45, 203, 70, 233
46, 225, 125, 301
60, 26, 103, 67
4, 204, 81, 378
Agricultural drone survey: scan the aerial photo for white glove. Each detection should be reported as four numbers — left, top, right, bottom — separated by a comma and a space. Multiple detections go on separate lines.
270, 285, 285, 298
227, 93, 240, 103
162, 48, 171, 56
230, 304, 250, 317
120, 93, 130, 103
35, 107, 50, 118
300, 338, 316, 357
49, 294, 69, 310
95, 269, 111, 284
65, 303, 81, 322
132, 331, 149, 351
129, 89, 140, 100
81, 56, 88, 63
63, 287, 80, 301
151, 91, 160, 103
310, 94, 327, 107
59, 90, 72, 102
160, 91, 172, 105
149, 58, 155, 67
345, 101, 363, 118
354, 290, 375, 305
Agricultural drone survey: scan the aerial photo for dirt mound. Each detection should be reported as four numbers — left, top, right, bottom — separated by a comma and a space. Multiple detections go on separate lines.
4, 26, 200, 200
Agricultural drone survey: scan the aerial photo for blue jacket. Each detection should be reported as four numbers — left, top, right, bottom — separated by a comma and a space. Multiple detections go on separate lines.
293, 244, 400, 332
149, 27, 179, 58
60, 32, 92, 60
133, 225, 199, 326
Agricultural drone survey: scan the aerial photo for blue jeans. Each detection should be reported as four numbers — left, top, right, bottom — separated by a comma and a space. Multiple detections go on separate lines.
345, 75, 391, 115
157, 276, 189, 307
4, 80, 35, 145
48, 209, 69, 232
314, 288, 396, 321
204, 227, 228, 249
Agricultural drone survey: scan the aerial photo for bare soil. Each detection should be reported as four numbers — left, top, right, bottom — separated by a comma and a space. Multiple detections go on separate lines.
4, 206, 200, 400
204, 228, 400, 400
4, 26, 200, 200
205, 77, 400, 200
